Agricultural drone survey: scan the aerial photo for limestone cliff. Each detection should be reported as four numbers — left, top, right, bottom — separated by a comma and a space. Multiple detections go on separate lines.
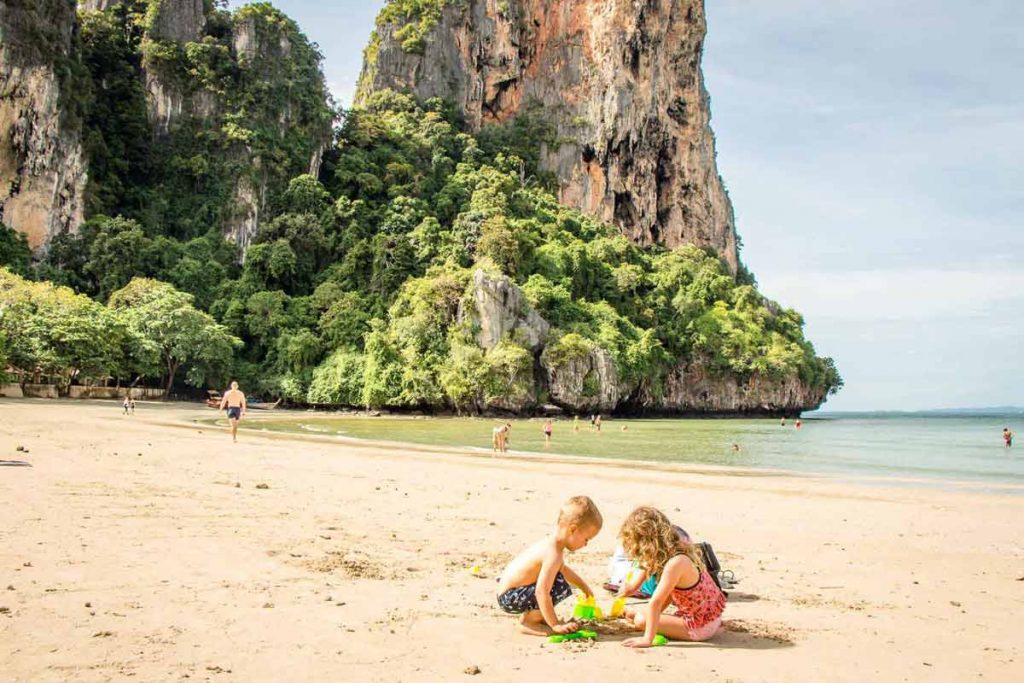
0, 0, 87, 252
2, 1, 332, 254
359, 0, 739, 272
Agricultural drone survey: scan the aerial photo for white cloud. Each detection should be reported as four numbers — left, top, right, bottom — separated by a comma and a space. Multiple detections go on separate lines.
758, 269, 1024, 321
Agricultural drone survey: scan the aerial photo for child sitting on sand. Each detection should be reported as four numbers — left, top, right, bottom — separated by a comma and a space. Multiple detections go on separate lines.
618, 506, 725, 647
608, 524, 691, 598
496, 496, 602, 635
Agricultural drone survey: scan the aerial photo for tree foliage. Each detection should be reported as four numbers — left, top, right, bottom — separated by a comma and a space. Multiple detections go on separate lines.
108, 278, 240, 393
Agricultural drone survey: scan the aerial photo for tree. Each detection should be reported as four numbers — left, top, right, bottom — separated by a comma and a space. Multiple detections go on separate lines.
307, 349, 366, 405
0, 223, 31, 276
0, 268, 127, 393
108, 278, 241, 395
84, 216, 155, 300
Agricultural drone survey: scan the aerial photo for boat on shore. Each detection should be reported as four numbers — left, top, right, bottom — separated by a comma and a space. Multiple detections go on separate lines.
205, 390, 280, 410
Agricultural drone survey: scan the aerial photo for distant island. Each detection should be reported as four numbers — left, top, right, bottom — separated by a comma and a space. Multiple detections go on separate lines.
812, 407, 1023, 417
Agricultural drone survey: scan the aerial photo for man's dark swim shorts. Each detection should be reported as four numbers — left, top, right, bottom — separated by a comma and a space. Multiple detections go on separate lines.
496, 572, 573, 614
227, 407, 241, 420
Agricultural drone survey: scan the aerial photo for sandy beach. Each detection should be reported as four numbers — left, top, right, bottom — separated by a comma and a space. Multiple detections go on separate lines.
1, 399, 1022, 682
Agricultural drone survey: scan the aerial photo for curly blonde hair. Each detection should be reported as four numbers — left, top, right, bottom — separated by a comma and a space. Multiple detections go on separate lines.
619, 506, 704, 578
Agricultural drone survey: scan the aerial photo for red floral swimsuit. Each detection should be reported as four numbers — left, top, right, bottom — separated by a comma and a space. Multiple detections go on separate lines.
670, 569, 726, 630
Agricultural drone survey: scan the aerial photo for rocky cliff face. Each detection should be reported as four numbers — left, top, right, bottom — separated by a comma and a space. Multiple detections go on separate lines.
1, 1, 331, 255
466, 269, 821, 415
656, 361, 829, 415
466, 269, 549, 352
0, 0, 87, 252
359, 0, 739, 272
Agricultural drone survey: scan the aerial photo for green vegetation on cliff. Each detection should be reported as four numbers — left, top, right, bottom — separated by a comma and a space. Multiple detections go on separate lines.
73, 0, 333, 239
375, 0, 466, 54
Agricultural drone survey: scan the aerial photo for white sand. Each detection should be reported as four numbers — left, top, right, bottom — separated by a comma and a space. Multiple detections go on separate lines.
1, 399, 1022, 681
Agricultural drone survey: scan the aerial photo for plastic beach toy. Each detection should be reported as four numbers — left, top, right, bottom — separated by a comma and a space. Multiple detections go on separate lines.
572, 595, 604, 620
548, 629, 598, 643
652, 634, 668, 646
609, 596, 626, 618
469, 565, 481, 575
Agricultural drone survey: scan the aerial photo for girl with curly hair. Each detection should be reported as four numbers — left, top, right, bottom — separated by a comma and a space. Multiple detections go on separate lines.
618, 506, 725, 646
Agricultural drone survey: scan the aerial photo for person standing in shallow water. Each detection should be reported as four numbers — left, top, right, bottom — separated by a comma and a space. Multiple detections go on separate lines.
1004, 428, 1014, 448
218, 381, 247, 443
543, 419, 553, 445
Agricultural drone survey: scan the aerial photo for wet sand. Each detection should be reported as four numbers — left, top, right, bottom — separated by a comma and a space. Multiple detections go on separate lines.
1, 399, 1022, 681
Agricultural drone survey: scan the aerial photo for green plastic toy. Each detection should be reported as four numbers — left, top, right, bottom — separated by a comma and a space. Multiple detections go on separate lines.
572, 595, 604, 621
547, 629, 598, 643
652, 634, 669, 646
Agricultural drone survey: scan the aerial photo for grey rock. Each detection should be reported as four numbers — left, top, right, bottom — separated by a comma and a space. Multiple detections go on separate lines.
0, 1, 86, 253
653, 360, 829, 414
463, 269, 549, 352
541, 344, 632, 413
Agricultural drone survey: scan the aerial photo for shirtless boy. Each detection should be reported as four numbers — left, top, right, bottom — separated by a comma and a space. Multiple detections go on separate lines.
496, 496, 602, 635
218, 381, 247, 442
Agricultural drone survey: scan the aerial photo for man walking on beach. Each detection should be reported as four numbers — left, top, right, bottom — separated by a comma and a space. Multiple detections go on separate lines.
1004, 428, 1014, 448
219, 381, 247, 443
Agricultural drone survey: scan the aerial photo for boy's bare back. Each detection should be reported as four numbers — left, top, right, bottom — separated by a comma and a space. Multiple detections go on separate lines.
496, 535, 562, 594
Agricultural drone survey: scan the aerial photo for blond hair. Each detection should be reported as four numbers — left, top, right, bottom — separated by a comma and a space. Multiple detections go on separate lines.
619, 506, 704, 578
557, 495, 603, 532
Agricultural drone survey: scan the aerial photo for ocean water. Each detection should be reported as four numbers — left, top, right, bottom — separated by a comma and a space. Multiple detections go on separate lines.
247, 412, 1024, 492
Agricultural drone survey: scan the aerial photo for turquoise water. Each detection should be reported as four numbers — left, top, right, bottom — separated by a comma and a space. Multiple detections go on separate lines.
245, 412, 1024, 491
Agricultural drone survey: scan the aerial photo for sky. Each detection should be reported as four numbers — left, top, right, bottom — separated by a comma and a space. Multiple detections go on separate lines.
228, 1, 1023, 411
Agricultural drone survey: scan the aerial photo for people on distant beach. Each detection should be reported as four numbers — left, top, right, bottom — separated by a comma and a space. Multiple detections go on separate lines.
589, 414, 596, 429
573, 415, 580, 432
618, 507, 725, 646
218, 381, 247, 443
1004, 428, 1014, 448
594, 414, 602, 432
129, 397, 136, 414
780, 417, 786, 427
732, 443, 741, 452
621, 425, 629, 432
492, 423, 511, 453
543, 419, 553, 444
122, 395, 131, 415
795, 419, 802, 430
496, 496, 602, 635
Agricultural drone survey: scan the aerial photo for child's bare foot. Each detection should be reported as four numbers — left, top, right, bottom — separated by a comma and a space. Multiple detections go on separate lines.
517, 612, 581, 636
517, 612, 553, 636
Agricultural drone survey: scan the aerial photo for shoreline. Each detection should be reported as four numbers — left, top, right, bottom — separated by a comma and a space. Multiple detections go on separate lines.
8, 397, 1020, 496
189, 407, 1024, 498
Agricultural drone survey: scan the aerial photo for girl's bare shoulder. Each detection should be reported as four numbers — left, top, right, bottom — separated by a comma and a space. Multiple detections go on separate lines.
666, 553, 700, 586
